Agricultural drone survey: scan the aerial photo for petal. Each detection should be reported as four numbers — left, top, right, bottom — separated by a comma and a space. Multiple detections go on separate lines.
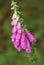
14, 40, 20, 46
15, 33, 21, 46
17, 28, 23, 34
26, 38, 32, 53
11, 33, 16, 42
11, 20, 17, 26
16, 33, 21, 40
13, 32, 21, 47
21, 32, 25, 41
21, 32, 26, 49
17, 22, 21, 29
15, 46, 22, 51
12, 26, 17, 33
21, 41, 26, 49
11, 38, 14, 42
11, 34, 16, 39
17, 29, 22, 34
26, 32, 36, 42
14, 42, 22, 51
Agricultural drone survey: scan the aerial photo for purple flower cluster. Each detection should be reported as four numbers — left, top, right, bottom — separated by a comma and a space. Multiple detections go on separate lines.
11, 18, 36, 53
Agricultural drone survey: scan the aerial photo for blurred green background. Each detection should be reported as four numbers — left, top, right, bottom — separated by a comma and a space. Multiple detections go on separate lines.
0, 0, 44, 65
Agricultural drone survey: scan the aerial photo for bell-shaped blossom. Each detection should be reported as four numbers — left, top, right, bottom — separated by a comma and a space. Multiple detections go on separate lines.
26, 32, 37, 42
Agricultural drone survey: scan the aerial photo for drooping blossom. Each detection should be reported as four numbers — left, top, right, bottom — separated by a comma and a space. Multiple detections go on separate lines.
26, 32, 37, 42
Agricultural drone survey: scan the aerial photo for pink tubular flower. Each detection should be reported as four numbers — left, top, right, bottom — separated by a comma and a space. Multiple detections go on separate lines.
26, 32, 37, 42
21, 32, 26, 49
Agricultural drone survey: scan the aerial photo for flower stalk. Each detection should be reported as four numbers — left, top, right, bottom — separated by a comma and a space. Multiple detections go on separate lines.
11, 1, 37, 53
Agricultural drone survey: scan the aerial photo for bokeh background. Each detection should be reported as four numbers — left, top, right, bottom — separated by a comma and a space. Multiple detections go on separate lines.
0, 0, 44, 65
